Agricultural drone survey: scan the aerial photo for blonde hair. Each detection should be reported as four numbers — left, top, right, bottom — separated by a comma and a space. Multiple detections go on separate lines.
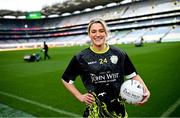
87, 18, 109, 36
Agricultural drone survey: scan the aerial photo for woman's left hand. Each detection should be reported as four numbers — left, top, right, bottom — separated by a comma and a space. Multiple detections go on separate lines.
136, 91, 150, 105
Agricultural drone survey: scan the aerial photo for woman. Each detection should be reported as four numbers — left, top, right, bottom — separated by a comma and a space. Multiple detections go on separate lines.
61, 19, 150, 117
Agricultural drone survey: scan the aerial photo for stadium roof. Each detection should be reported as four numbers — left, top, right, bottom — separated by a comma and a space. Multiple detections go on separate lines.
41, 0, 124, 16
0, 0, 127, 19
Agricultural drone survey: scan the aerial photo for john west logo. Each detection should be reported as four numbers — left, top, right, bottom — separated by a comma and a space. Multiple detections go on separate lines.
90, 73, 119, 83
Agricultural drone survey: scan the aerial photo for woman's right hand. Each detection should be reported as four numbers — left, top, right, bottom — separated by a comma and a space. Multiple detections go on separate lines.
79, 93, 94, 105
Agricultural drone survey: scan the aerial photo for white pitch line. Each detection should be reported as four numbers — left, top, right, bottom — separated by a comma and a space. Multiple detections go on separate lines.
160, 98, 180, 117
0, 91, 81, 117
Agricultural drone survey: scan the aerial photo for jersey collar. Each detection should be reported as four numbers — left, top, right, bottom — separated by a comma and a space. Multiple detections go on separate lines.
90, 44, 109, 54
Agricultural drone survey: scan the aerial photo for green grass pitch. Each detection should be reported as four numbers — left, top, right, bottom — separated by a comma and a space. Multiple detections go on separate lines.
0, 42, 180, 117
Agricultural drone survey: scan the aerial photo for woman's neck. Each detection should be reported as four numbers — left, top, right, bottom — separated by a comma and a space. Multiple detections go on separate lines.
90, 44, 109, 54
93, 44, 106, 51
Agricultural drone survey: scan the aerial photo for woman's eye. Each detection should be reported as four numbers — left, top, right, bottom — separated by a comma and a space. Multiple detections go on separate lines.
99, 30, 105, 33
91, 30, 96, 33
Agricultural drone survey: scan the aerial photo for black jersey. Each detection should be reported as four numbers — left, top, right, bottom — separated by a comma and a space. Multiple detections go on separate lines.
62, 45, 137, 99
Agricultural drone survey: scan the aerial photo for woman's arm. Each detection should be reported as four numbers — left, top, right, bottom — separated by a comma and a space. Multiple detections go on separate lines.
62, 79, 94, 105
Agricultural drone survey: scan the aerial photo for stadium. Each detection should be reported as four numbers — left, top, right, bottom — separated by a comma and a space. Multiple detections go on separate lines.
0, 0, 180, 117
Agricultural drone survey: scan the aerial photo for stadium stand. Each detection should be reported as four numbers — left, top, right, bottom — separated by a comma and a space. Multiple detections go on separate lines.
0, 0, 179, 50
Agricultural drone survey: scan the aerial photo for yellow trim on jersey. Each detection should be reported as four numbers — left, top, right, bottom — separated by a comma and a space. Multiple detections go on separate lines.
90, 44, 109, 54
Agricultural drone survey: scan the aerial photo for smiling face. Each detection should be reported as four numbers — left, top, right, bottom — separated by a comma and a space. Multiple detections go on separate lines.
88, 20, 108, 50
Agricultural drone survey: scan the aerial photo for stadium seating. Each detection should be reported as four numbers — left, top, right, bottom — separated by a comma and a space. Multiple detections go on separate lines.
162, 25, 180, 42
0, 0, 179, 50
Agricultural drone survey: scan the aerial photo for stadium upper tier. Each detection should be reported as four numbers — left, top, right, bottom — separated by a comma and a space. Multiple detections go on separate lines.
0, 0, 179, 28
0, 0, 179, 50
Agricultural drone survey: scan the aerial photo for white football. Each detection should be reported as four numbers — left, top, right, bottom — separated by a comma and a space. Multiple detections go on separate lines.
120, 79, 144, 104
